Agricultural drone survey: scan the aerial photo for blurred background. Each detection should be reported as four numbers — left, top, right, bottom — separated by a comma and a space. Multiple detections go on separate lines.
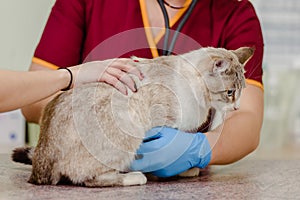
0, 0, 299, 158
0, 0, 55, 152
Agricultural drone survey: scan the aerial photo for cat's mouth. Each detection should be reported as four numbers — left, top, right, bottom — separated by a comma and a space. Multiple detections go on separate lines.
222, 106, 239, 112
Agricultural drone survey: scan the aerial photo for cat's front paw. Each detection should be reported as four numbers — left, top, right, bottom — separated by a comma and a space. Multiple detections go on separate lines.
122, 172, 147, 186
178, 167, 200, 177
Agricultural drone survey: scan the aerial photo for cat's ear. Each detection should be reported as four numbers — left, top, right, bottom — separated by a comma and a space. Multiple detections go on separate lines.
212, 59, 229, 73
232, 47, 255, 65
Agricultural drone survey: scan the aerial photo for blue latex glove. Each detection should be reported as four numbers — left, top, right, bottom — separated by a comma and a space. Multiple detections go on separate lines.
130, 127, 211, 177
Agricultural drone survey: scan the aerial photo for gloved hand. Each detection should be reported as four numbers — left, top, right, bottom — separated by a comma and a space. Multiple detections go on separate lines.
130, 126, 211, 177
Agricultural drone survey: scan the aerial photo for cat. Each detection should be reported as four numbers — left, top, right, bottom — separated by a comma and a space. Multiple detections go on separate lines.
12, 46, 253, 187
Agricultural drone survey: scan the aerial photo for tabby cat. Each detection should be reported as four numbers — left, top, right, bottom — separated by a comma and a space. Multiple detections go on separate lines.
12, 47, 253, 187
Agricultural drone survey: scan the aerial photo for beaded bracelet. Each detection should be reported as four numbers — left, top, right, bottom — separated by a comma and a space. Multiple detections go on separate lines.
59, 68, 73, 91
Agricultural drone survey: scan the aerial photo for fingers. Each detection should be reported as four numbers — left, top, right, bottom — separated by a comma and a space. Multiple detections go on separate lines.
130, 157, 151, 171
143, 127, 163, 142
110, 58, 144, 80
130, 151, 166, 172
78, 58, 143, 95
99, 58, 144, 94
136, 139, 161, 154
106, 67, 137, 93
99, 72, 128, 95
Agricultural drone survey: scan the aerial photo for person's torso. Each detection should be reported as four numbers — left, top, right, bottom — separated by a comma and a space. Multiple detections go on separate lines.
81, 0, 239, 62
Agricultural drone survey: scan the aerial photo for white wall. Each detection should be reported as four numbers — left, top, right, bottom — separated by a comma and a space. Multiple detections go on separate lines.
250, 0, 300, 156
0, 1, 55, 152
0, 0, 55, 71
254, 0, 300, 69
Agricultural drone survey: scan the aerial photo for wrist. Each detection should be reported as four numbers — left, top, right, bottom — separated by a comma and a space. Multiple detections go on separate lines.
203, 132, 217, 165
196, 132, 212, 168
58, 68, 73, 91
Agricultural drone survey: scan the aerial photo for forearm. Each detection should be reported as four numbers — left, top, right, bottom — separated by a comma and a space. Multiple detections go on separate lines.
205, 111, 261, 165
21, 95, 56, 123
20, 59, 142, 123
0, 70, 70, 113
205, 84, 264, 165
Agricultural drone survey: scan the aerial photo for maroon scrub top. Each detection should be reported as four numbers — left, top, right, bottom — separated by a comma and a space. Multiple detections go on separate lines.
33, 0, 264, 88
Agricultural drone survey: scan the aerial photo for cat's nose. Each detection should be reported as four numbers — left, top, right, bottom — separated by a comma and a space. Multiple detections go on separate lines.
234, 107, 239, 111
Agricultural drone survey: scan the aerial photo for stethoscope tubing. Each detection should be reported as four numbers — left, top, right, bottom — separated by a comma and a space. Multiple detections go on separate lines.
157, 0, 198, 56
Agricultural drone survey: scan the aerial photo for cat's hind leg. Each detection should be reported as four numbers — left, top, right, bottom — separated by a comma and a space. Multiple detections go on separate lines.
29, 160, 61, 185
84, 171, 147, 187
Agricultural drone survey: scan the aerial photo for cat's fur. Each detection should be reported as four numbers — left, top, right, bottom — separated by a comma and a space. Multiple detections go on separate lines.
12, 47, 253, 187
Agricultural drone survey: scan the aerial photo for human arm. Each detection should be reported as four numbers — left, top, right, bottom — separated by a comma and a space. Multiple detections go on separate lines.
205, 83, 263, 164
130, 127, 212, 177
1, 59, 142, 114
21, 59, 143, 123
0, 67, 70, 113
130, 84, 263, 177
206, 0, 264, 164
205, 1, 264, 164
22, 0, 145, 122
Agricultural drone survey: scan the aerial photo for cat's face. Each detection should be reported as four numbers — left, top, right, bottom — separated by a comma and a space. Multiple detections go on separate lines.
201, 47, 253, 112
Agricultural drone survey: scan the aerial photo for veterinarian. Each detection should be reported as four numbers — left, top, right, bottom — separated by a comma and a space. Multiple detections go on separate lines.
0, 60, 142, 113
22, 0, 264, 177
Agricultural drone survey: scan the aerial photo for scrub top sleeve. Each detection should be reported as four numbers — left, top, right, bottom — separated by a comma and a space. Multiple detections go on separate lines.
224, 1, 264, 88
33, 0, 85, 68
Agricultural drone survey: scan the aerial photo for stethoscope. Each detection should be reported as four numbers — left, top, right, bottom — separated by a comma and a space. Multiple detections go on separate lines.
157, 0, 198, 56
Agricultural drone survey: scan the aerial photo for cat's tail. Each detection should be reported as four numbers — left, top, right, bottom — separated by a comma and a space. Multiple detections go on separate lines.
11, 147, 34, 165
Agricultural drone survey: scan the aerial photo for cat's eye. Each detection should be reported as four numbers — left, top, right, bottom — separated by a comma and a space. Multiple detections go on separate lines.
226, 90, 235, 97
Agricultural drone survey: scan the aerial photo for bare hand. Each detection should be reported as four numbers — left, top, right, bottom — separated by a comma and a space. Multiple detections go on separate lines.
70, 58, 144, 95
